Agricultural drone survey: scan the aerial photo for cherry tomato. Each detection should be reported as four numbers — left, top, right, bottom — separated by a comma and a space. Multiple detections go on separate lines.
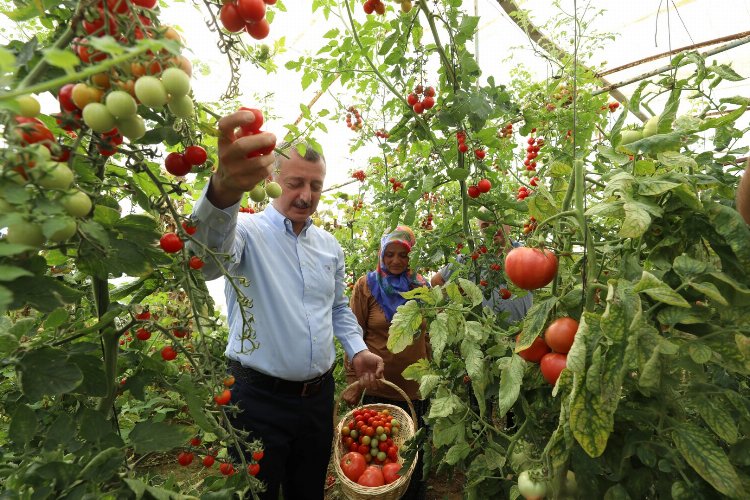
177, 451, 193, 466
184, 145, 207, 166
540, 352, 567, 385
161, 346, 177, 361
159, 233, 184, 253
220, 3, 246, 32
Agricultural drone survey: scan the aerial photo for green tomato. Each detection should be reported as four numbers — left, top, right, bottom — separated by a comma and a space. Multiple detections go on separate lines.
642, 116, 660, 138
60, 190, 92, 218
6, 222, 45, 247
563, 471, 577, 496
161, 67, 191, 98
518, 470, 547, 500
249, 183, 266, 202
48, 217, 78, 243
134, 76, 168, 108
105, 90, 138, 118
617, 128, 643, 154
167, 95, 194, 119
33, 162, 74, 190
117, 115, 146, 140
264, 181, 282, 199
17, 95, 41, 118
82, 103, 116, 133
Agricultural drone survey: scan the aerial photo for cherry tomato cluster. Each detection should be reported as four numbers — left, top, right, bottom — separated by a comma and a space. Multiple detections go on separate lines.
164, 145, 207, 176
456, 129, 469, 153
239, 206, 256, 213
420, 213, 434, 230
517, 185, 533, 201
237, 107, 276, 158
406, 84, 435, 114
341, 407, 401, 467
388, 177, 403, 192
467, 178, 492, 198
219, 0, 275, 40
362, 0, 385, 15
374, 129, 390, 139
516, 317, 578, 385
600, 101, 620, 113
522, 217, 537, 234
522, 132, 543, 173
345, 106, 363, 131
498, 122, 513, 138
351, 169, 366, 182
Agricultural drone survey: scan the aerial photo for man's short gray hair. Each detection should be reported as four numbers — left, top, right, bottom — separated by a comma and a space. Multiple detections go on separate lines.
273, 141, 326, 176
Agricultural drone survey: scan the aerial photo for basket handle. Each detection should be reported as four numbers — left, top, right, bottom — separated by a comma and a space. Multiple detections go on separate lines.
334, 379, 418, 433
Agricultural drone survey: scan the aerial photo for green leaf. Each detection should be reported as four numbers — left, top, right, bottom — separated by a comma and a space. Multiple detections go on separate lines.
497, 355, 525, 417
79, 447, 125, 481
388, 300, 423, 354
620, 201, 651, 238
636, 178, 681, 196
428, 312, 449, 363
673, 254, 707, 279
0, 332, 20, 354
708, 63, 745, 81
690, 282, 729, 306
428, 394, 464, 419
633, 160, 656, 176
706, 202, 750, 272
9, 404, 37, 447
43, 48, 79, 71
432, 417, 465, 448
129, 420, 193, 454
444, 442, 471, 465
457, 278, 483, 307
43, 307, 69, 329
695, 396, 739, 445
672, 423, 742, 497
93, 205, 122, 227
6, 273, 85, 312
69, 353, 108, 397
633, 271, 691, 308
518, 296, 558, 350
0, 265, 33, 281
18, 347, 83, 401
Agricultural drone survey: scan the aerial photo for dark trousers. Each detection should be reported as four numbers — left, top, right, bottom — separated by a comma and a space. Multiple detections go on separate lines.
228, 371, 335, 500
361, 395, 428, 500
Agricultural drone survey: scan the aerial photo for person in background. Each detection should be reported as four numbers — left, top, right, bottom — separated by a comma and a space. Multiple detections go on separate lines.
343, 225, 429, 500
738, 159, 750, 224
188, 109, 384, 500
431, 220, 532, 324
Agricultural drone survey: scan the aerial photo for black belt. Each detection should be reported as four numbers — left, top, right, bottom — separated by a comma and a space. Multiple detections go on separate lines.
228, 360, 334, 398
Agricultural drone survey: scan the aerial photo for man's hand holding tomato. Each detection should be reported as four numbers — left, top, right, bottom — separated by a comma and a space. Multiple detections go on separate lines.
208, 110, 276, 209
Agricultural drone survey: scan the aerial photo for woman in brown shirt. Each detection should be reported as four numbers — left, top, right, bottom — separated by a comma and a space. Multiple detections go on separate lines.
343, 225, 429, 499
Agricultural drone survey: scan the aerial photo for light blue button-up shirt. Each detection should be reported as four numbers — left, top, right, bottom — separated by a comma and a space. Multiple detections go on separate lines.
190, 188, 367, 381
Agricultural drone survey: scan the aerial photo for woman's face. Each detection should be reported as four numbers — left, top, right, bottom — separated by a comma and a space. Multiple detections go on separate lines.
383, 242, 410, 275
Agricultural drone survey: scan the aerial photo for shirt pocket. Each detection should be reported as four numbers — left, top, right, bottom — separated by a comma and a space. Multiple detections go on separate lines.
312, 255, 336, 298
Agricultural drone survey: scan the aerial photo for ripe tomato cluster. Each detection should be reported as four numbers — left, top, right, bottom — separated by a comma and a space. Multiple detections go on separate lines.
351, 169, 366, 182
374, 129, 390, 139
164, 145, 208, 176
516, 317, 579, 385
340, 407, 401, 468
522, 216, 537, 234
388, 177, 403, 192
522, 132, 543, 174
239, 206, 256, 213
467, 178, 492, 198
498, 122, 514, 138
219, 0, 275, 40
362, 0, 385, 15
600, 101, 620, 113
345, 106, 363, 131
420, 213, 434, 230
406, 84, 435, 114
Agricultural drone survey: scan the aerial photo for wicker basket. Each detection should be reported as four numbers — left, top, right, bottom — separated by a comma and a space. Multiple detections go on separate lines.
332, 380, 418, 500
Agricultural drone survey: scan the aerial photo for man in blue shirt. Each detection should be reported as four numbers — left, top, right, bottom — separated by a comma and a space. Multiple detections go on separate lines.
189, 110, 384, 499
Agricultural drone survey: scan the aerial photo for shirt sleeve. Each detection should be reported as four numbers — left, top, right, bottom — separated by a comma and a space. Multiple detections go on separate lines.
188, 179, 245, 281
349, 275, 369, 340
331, 242, 367, 358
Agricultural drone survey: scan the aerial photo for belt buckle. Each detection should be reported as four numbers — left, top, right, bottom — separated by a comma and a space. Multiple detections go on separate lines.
300, 378, 322, 397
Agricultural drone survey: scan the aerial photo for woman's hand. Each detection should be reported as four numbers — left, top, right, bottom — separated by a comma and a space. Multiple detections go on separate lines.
351, 349, 384, 391
342, 384, 364, 406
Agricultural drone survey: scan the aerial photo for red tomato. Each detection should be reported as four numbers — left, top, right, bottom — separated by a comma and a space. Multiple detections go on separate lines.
340, 452, 366, 482
357, 465, 385, 487
135, 328, 151, 341
190, 437, 201, 446
202, 455, 215, 467
184, 145, 207, 166
387, 446, 398, 461
516, 334, 551, 363
237, 0, 265, 22
214, 389, 231, 406
499, 288, 512, 300
467, 185, 480, 198
544, 317, 579, 354
159, 233, 184, 253
238, 107, 264, 134
161, 346, 177, 361
58, 83, 77, 112
382, 462, 401, 484
245, 18, 270, 40
164, 152, 191, 176
540, 352, 567, 385
132, 0, 157, 8
477, 178, 491, 192
189, 256, 204, 270
247, 463, 260, 476
219, 462, 235, 475
14, 117, 54, 145
252, 450, 264, 461
504, 247, 558, 290
220, 3, 246, 32
177, 451, 193, 466
357, 444, 369, 456
182, 221, 198, 235
173, 328, 188, 338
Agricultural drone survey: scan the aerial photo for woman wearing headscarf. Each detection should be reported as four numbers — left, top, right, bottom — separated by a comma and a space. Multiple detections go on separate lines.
343, 225, 429, 500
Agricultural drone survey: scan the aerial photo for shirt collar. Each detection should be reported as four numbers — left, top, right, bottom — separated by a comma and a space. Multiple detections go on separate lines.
263, 203, 313, 236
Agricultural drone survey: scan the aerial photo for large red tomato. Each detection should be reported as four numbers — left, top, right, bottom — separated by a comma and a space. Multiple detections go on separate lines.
357, 465, 385, 487
540, 352, 567, 385
544, 317, 579, 353
516, 334, 550, 363
382, 462, 401, 484
340, 452, 366, 482
504, 247, 558, 290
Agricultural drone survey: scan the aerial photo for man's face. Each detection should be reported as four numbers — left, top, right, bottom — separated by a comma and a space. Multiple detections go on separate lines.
272, 151, 325, 230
